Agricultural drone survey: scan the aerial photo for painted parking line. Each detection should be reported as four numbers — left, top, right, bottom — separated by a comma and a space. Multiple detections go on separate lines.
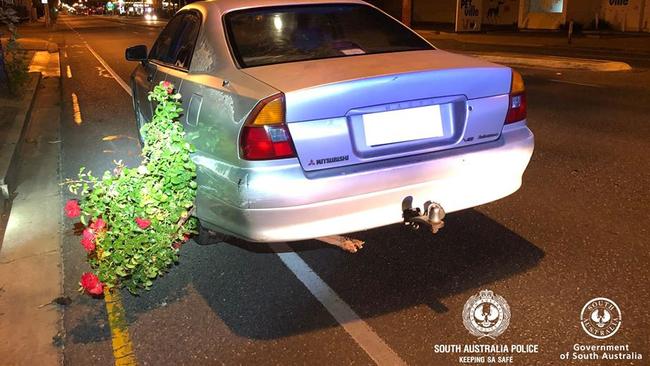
64, 18, 407, 366
274, 243, 407, 366
104, 289, 138, 366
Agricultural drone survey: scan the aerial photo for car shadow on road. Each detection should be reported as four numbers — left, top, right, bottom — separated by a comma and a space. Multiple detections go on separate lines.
118, 208, 544, 340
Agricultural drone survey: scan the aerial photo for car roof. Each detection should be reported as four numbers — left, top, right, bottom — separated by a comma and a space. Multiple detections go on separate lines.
188, 0, 370, 16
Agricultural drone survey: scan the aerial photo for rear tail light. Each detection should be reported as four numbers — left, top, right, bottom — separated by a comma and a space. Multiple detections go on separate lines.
240, 93, 296, 160
505, 70, 527, 124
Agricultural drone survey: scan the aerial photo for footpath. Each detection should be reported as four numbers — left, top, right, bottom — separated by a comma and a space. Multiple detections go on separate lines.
420, 29, 650, 55
0, 24, 63, 366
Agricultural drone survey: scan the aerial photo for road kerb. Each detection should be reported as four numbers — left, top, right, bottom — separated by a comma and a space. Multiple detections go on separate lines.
0, 73, 40, 214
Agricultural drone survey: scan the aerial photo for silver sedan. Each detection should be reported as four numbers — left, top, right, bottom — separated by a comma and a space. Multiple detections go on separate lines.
126, 0, 534, 243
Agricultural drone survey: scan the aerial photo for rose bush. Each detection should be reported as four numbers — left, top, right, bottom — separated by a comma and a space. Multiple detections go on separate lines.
66, 81, 197, 295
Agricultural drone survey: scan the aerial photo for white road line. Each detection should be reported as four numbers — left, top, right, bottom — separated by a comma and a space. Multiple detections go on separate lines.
63, 19, 132, 96
84, 43, 132, 96
66, 65, 72, 78
274, 243, 407, 366
64, 17, 407, 365
549, 79, 602, 88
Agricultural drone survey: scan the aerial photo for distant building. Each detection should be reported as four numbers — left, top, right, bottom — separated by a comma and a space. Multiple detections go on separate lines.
519, 0, 649, 32
370, 0, 650, 32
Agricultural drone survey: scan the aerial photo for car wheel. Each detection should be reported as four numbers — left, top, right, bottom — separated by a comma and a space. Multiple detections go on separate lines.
195, 221, 231, 245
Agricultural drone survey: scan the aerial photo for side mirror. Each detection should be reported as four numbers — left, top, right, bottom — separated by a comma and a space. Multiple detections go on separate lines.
125, 45, 148, 63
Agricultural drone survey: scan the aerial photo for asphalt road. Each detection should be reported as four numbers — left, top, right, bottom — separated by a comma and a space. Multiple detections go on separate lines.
21, 15, 650, 365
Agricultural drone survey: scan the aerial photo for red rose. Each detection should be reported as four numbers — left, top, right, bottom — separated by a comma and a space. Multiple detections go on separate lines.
135, 217, 151, 229
64, 200, 81, 218
81, 236, 95, 252
80, 228, 96, 252
82, 228, 95, 241
80, 272, 104, 296
172, 234, 191, 250
90, 218, 106, 231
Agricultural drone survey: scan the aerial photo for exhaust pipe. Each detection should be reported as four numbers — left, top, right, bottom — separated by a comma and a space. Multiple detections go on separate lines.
402, 199, 446, 234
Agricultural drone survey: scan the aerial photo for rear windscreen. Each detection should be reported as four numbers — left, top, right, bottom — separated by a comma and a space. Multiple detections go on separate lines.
224, 4, 433, 68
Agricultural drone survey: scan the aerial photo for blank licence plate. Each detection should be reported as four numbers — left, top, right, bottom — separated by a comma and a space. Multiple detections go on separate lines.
362, 104, 444, 147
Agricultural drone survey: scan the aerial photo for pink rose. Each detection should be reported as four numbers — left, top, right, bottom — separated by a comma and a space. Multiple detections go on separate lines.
161, 81, 173, 94
80, 272, 104, 296
65, 200, 81, 218
135, 217, 151, 229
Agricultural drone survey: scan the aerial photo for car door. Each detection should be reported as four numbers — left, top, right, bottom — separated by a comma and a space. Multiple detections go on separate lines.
149, 11, 202, 118
171, 12, 203, 129
134, 13, 188, 126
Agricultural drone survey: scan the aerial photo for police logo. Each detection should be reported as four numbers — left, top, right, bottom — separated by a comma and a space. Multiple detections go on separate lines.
462, 289, 511, 339
580, 297, 622, 339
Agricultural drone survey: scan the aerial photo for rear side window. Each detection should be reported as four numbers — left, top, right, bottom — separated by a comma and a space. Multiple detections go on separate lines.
224, 4, 433, 68
149, 14, 184, 64
149, 11, 201, 70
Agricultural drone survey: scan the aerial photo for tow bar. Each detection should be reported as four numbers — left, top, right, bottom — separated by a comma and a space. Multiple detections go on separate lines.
402, 198, 446, 234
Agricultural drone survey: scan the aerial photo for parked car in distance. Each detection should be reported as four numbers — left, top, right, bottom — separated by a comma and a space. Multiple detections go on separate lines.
126, 0, 534, 243
143, 7, 157, 20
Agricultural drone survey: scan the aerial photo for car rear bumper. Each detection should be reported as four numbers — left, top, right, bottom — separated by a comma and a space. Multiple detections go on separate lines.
199, 123, 534, 242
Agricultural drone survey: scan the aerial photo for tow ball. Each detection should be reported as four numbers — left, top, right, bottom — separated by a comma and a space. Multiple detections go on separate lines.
402, 199, 446, 234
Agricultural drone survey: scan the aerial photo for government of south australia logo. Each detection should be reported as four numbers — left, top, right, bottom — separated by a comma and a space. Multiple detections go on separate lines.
463, 289, 511, 339
580, 297, 622, 339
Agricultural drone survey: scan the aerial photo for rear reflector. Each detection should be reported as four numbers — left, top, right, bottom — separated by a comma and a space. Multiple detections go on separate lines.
241, 125, 295, 160
505, 92, 527, 124
505, 70, 527, 124
240, 93, 296, 160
